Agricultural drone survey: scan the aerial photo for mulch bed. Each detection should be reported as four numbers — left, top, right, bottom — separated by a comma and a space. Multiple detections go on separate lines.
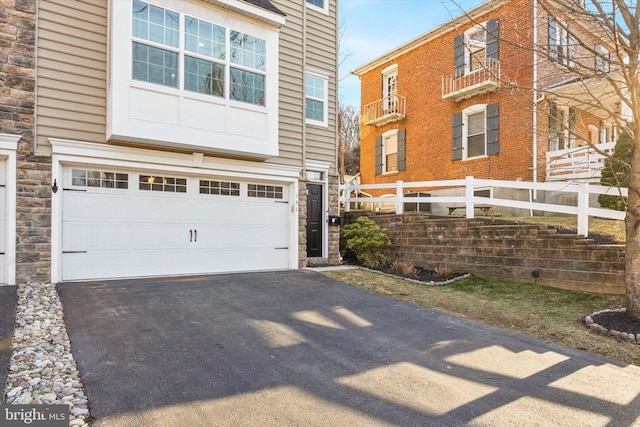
375, 265, 465, 283
591, 311, 640, 335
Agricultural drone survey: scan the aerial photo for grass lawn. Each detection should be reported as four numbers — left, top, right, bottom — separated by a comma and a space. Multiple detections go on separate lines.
321, 269, 639, 366
499, 216, 625, 242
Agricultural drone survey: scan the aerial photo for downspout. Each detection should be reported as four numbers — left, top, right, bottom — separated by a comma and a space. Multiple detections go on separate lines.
301, 1, 307, 178
532, 0, 538, 189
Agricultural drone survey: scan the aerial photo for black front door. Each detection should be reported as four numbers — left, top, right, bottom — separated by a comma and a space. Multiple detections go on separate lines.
306, 184, 323, 258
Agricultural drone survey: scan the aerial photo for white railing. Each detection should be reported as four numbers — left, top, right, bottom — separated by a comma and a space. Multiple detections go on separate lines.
546, 142, 616, 182
442, 58, 500, 100
362, 94, 406, 126
339, 176, 627, 237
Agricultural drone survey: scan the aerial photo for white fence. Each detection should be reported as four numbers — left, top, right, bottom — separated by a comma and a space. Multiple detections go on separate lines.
340, 176, 627, 237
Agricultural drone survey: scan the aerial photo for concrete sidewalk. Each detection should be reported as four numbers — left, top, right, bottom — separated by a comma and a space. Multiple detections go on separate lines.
58, 270, 640, 426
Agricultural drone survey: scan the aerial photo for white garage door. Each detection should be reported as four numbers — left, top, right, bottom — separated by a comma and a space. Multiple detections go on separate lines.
0, 159, 5, 284
61, 167, 291, 281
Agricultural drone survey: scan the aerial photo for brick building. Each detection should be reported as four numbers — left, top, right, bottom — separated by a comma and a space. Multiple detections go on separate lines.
352, 0, 623, 188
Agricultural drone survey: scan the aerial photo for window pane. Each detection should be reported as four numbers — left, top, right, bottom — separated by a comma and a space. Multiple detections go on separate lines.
230, 31, 266, 71
132, 1, 178, 48
185, 56, 224, 97
132, 42, 178, 87
307, 0, 324, 7
306, 75, 324, 99
386, 153, 398, 172
230, 68, 265, 106
184, 16, 226, 60
468, 111, 485, 135
306, 98, 323, 121
468, 133, 485, 157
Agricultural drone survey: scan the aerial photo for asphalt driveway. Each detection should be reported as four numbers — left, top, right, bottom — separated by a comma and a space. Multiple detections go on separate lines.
57, 270, 640, 426
0, 285, 17, 393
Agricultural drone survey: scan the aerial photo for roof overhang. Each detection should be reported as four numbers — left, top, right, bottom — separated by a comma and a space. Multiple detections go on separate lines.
201, 0, 286, 28
543, 72, 629, 119
351, 0, 511, 76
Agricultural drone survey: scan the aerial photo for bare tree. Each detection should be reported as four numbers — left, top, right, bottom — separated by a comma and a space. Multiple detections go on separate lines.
338, 103, 361, 181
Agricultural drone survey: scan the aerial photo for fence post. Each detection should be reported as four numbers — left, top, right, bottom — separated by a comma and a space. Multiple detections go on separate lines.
396, 180, 404, 214
577, 182, 589, 237
344, 183, 351, 213
465, 176, 475, 219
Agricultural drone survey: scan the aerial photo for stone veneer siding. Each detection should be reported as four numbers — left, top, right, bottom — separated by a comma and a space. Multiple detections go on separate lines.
343, 212, 626, 295
1, 0, 50, 284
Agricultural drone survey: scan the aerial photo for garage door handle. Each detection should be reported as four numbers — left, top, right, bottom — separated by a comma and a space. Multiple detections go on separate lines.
194, 229, 197, 242
190, 229, 193, 242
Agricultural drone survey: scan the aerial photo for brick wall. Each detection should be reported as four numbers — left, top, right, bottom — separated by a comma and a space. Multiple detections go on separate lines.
1, 0, 50, 284
343, 212, 625, 295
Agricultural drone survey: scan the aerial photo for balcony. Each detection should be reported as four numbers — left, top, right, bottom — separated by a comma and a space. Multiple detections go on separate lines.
363, 95, 406, 126
442, 59, 500, 101
546, 141, 616, 182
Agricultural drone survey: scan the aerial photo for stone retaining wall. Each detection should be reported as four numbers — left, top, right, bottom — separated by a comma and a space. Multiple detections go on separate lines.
343, 212, 626, 295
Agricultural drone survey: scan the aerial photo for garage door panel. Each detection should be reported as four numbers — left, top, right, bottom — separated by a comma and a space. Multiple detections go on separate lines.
62, 222, 193, 251
62, 169, 292, 281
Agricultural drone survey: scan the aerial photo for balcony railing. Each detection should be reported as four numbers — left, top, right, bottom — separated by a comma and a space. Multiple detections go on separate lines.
442, 58, 500, 101
363, 94, 406, 126
546, 141, 616, 182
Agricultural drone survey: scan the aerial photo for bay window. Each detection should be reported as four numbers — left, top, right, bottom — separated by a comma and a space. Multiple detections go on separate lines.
131, 0, 267, 107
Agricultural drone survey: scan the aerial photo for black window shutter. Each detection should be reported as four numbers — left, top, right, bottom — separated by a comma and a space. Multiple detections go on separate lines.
548, 16, 558, 59
452, 113, 463, 160
454, 35, 465, 78
486, 19, 499, 62
486, 103, 499, 156
397, 129, 406, 171
375, 136, 383, 175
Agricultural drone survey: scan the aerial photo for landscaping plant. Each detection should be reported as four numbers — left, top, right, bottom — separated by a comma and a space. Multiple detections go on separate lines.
340, 216, 392, 268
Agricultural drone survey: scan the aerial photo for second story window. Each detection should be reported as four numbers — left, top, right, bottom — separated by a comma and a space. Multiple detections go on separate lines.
132, 0, 267, 106
305, 73, 328, 126
306, 0, 328, 13
454, 19, 499, 78
548, 16, 574, 67
382, 64, 398, 114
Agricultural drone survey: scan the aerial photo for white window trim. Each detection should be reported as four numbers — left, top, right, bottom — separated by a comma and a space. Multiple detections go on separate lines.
462, 104, 488, 161
464, 23, 487, 75
381, 129, 399, 174
305, 70, 329, 127
382, 65, 398, 114
305, 0, 328, 15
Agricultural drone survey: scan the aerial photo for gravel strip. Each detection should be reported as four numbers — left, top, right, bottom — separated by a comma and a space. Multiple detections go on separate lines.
3, 283, 91, 426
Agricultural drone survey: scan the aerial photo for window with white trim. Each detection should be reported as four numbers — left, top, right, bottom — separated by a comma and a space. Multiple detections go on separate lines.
548, 16, 574, 67
132, 0, 267, 106
466, 107, 486, 158
248, 184, 283, 199
383, 130, 398, 173
454, 19, 498, 78
199, 180, 240, 196
305, 73, 328, 126
306, 0, 328, 13
452, 104, 499, 160
595, 44, 615, 73
382, 65, 398, 114
139, 175, 187, 192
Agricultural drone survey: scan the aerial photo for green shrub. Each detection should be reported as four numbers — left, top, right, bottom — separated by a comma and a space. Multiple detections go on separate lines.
340, 216, 392, 267
599, 132, 632, 211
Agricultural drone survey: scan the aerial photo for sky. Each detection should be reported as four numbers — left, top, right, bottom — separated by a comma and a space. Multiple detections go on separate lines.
338, 0, 485, 109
